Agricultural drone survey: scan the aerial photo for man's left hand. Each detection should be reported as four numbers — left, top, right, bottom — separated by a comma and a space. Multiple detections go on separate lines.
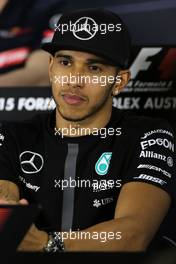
17, 224, 48, 251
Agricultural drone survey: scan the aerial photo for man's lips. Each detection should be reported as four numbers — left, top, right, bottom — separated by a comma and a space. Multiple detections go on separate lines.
61, 94, 86, 105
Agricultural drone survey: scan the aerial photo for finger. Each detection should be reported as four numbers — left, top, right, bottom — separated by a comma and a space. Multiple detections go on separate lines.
19, 199, 29, 205
0, 199, 17, 204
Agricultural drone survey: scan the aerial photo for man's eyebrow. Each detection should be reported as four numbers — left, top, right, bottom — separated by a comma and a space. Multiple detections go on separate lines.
86, 58, 110, 65
55, 54, 72, 60
54, 54, 110, 65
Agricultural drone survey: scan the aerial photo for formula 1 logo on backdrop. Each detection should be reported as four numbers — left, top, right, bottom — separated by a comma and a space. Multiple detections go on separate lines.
121, 47, 176, 94
130, 47, 176, 80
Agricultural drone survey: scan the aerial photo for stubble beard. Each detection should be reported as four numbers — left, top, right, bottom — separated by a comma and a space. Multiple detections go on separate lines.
53, 83, 114, 122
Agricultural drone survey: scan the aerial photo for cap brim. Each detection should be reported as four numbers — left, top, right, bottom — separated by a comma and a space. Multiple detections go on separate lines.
41, 42, 121, 67
41, 42, 56, 55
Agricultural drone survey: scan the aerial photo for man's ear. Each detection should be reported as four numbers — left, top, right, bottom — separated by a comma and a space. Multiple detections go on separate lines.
49, 55, 54, 83
112, 69, 131, 96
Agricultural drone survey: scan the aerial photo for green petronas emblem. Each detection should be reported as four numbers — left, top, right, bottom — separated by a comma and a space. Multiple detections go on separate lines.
95, 152, 112, 175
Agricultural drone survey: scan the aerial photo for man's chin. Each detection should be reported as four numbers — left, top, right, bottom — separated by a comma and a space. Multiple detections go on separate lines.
57, 100, 107, 122
58, 109, 86, 122
61, 114, 87, 122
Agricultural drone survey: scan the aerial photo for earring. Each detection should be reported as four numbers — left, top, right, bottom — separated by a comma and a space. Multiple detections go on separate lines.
111, 91, 119, 97
48, 97, 53, 110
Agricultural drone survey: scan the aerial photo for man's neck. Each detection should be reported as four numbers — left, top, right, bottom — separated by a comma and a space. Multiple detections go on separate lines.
55, 104, 112, 137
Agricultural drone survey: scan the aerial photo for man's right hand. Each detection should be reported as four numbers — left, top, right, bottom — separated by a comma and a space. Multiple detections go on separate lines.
0, 198, 28, 205
0, 180, 20, 203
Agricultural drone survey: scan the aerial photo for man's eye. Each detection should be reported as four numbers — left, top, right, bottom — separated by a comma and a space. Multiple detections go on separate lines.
59, 60, 71, 66
89, 65, 102, 72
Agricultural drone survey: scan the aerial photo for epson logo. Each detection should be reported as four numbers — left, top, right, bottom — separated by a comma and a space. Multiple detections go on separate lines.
140, 138, 174, 152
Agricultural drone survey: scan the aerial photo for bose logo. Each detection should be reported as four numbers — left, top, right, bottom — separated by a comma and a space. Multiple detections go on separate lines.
134, 174, 167, 185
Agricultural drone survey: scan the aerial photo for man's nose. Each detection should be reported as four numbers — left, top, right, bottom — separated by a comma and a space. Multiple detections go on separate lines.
68, 68, 86, 89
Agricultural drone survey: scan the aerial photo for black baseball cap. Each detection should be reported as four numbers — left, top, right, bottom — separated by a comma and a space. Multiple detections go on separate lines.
41, 8, 131, 69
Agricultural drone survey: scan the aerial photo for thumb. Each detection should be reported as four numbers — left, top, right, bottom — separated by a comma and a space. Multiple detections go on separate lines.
19, 199, 29, 205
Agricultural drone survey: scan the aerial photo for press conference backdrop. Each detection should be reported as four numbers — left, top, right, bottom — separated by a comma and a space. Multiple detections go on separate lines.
0, 46, 176, 132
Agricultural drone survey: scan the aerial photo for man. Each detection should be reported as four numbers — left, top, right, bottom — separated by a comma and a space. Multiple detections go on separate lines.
0, 8, 176, 252
0, 0, 65, 86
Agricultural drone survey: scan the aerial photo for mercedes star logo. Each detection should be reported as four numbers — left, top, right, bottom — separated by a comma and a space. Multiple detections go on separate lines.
73, 16, 98, 40
20, 151, 44, 174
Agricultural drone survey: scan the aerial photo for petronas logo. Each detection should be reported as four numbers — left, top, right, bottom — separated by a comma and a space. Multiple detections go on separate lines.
95, 152, 112, 175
